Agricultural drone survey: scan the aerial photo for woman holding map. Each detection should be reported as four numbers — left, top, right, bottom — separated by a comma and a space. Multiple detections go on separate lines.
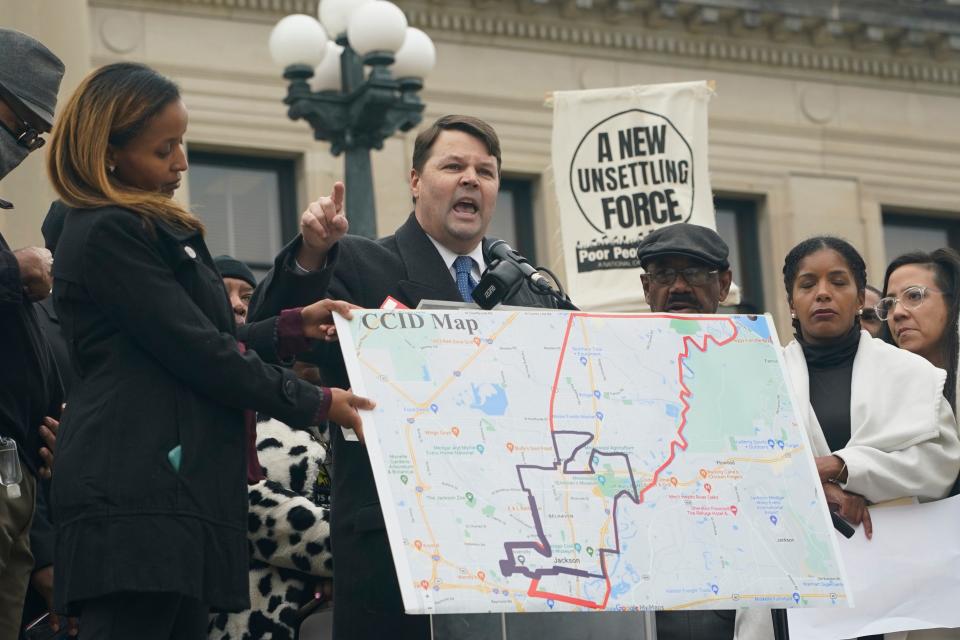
734, 236, 960, 640
45, 63, 372, 638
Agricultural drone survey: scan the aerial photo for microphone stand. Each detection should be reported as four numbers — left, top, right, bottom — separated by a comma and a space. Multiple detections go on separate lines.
523, 266, 579, 311
772, 609, 790, 640
530, 280, 578, 310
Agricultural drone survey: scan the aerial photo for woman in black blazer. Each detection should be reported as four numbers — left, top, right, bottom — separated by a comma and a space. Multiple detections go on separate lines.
46, 63, 371, 640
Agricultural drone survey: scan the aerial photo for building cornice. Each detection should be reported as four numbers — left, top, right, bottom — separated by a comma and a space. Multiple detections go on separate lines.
92, 0, 960, 88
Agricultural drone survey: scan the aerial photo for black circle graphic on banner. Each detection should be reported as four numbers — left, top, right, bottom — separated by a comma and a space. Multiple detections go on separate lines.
568, 108, 696, 235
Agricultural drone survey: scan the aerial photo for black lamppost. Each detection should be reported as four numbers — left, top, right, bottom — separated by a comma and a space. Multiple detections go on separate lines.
269, 1, 436, 238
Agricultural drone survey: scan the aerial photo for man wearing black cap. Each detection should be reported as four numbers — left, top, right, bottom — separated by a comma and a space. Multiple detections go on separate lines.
0, 28, 66, 638
637, 222, 733, 317
637, 223, 735, 640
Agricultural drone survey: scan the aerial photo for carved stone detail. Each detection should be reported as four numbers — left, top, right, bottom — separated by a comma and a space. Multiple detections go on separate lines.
92, 0, 960, 87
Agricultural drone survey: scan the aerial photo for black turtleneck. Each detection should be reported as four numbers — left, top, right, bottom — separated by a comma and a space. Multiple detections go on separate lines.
797, 324, 861, 453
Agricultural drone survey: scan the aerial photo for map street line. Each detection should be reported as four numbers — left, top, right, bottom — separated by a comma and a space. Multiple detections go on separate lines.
500, 314, 739, 609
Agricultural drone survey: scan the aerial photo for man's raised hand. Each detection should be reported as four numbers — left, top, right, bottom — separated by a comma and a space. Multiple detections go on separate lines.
296, 181, 348, 271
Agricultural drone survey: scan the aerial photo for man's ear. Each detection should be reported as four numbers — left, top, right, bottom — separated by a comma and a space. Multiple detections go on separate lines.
410, 168, 420, 203
718, 269, 733, 302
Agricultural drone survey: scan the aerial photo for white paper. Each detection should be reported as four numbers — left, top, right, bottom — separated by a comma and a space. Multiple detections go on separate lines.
789, 495, 960, 638
551, 81, 717, 311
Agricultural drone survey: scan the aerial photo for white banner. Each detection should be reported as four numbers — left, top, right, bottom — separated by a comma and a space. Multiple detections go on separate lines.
551, 81, 716, 311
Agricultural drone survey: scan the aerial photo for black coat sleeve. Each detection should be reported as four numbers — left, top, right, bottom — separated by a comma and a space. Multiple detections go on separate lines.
29, 482, 55, 571
236, 317, 282, 364
82, 213, 324, 428
249, 235, 339, 322
0, 242, 22, 305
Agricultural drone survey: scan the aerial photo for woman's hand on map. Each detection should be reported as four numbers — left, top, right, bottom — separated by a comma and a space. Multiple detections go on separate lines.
823, 482, 872, 540
328, 387, 375, 444
302, 299, 360, 341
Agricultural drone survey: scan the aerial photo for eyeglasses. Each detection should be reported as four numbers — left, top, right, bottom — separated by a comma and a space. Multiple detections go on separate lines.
642, 267, 719, 287
875, 285, 943, 321
0, 90, 46, 151
0, 116, 44, 152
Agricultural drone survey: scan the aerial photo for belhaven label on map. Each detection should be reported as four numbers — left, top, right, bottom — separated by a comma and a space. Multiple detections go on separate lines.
335, 310, 851, 615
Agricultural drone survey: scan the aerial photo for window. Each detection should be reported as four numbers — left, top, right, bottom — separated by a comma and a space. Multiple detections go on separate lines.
715, 198, 764, 313
883, 210, 960, 263
489, 178, 537, 264
188, 151, 298, 280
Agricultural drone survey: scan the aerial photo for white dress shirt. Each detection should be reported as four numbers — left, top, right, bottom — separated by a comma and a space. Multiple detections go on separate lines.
425, 235, 485, 285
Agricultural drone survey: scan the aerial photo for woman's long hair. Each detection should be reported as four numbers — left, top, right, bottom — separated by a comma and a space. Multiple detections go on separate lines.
881, 249, 960, 411
782, 236, 867, 339
47, 62, 202, 233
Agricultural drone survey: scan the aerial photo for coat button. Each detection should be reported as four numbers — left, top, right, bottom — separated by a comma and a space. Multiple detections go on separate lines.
283, 379, 296, 400
184, 246, 197, 259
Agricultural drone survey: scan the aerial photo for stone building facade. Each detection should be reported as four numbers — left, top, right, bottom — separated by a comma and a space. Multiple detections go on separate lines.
2, 0, 959, 337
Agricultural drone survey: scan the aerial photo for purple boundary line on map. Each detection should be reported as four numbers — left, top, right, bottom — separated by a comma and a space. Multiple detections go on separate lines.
498, 429, 641, 583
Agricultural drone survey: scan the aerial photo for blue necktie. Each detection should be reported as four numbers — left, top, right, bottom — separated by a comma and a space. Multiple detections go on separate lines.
453, 255, 477, 303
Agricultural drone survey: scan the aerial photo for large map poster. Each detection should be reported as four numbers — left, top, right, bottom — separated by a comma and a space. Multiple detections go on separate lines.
335, 310, 850, 615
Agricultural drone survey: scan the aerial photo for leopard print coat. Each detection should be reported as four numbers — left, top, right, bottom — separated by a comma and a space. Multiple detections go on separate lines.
208, 418, 333, 640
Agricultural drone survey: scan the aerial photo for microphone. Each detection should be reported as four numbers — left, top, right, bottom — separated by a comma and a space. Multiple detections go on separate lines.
472, 239, 579, 310
471, 258, 525, 310
484, 240, 554, 291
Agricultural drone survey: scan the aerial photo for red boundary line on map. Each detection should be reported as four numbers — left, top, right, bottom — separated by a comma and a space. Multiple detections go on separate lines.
533, 313, 739, 609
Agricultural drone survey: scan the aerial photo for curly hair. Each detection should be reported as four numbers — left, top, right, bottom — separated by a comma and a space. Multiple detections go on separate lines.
880, 249, 960, 411
782, 236, 867, 338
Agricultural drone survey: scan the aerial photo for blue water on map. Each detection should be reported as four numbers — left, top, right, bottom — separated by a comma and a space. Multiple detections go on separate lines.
737, 315, 771, 340
665, 403, 680, 418
421, 366, 431, 381
470, 384, 508, 415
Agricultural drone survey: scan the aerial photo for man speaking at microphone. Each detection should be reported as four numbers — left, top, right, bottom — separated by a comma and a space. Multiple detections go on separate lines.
250, 115, 559, 640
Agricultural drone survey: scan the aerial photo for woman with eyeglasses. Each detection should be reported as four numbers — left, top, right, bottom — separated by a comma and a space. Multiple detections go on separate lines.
735, 237, 960, 640
871, 253, 960, 640
879, 249, 960, 413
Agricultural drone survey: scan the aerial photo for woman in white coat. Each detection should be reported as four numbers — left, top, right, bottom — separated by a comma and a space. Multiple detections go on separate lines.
735, 237, 960, 640
876, 249, 960, 640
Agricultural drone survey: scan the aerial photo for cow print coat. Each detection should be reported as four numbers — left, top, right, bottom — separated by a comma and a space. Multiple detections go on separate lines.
208, 418, 333, 640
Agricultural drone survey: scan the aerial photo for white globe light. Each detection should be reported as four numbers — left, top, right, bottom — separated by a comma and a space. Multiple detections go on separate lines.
391, 28, 436, 78
347, 1, 408, 56
310, 42, 345, 91
319, 0, 372, 38
269, 14, 328, 67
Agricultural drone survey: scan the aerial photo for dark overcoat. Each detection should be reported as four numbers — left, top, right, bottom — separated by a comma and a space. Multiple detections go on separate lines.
250, 213, 558, 639
0, 231, 62, 477
51, 206, 326, 615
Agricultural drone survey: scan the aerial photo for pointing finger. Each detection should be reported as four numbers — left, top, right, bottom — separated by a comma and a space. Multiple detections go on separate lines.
331, 181, 345, 213
349, 393, 376, 411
